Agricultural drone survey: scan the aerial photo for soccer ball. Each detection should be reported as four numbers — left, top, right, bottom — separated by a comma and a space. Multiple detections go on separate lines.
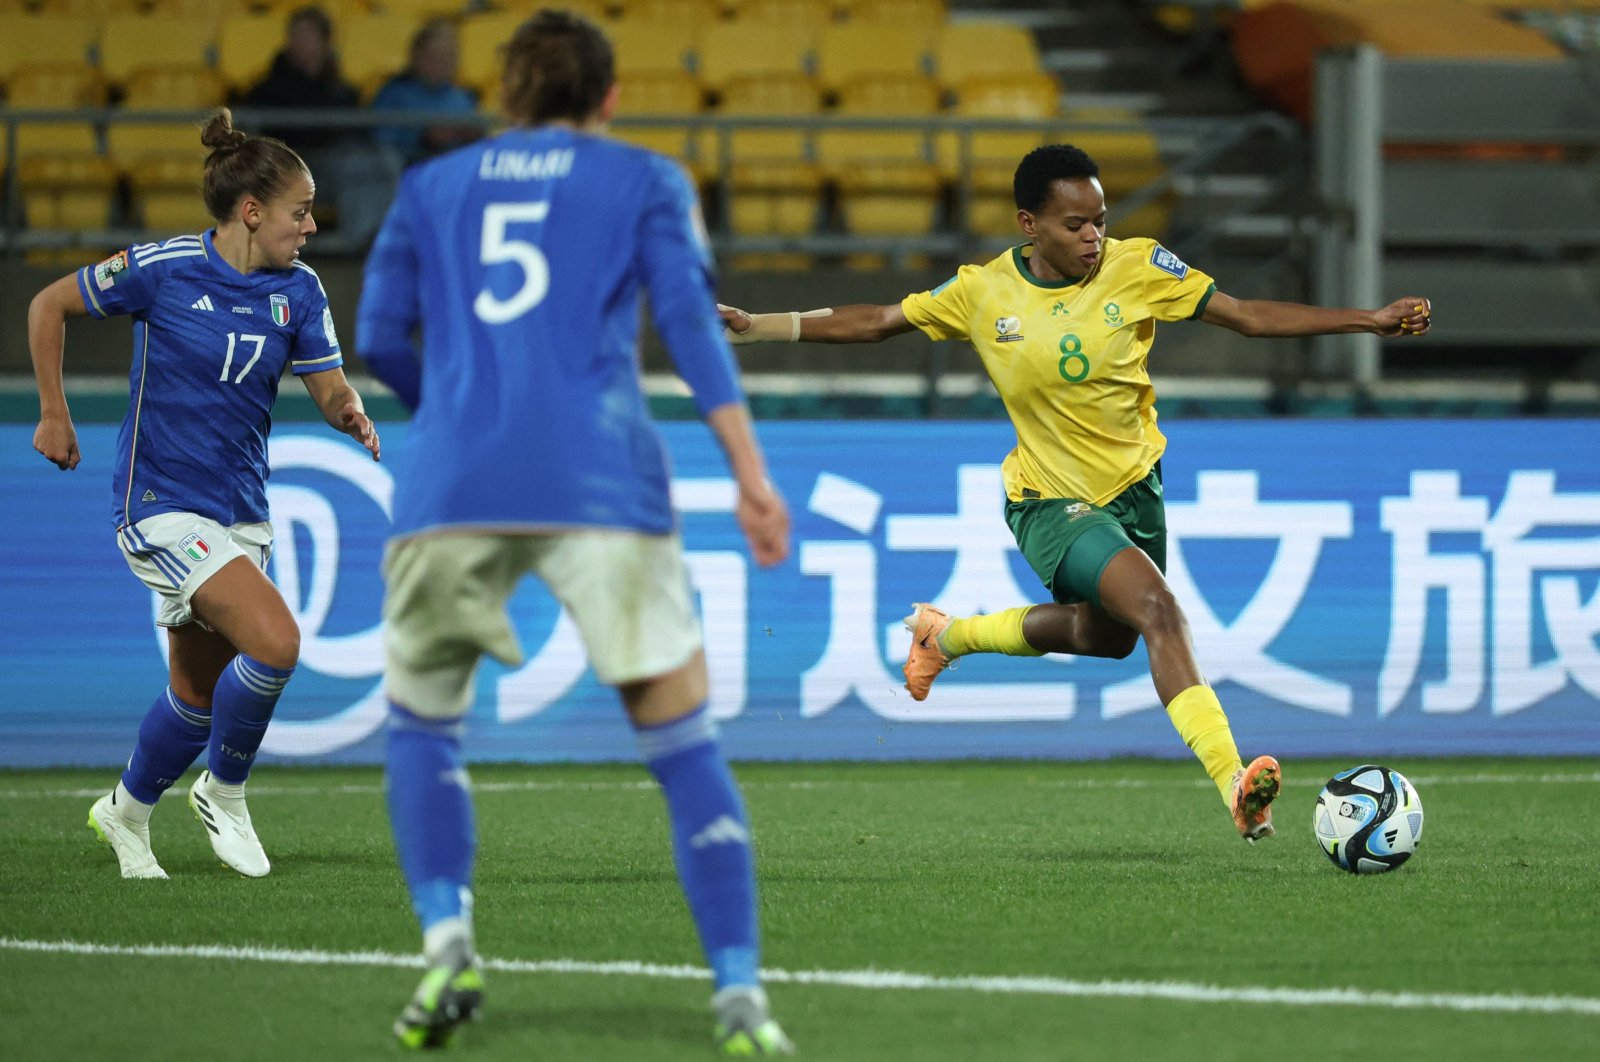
1313, 764, 1424, 874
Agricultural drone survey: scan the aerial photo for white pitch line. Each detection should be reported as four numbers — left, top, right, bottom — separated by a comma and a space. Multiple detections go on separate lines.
0, 779, 862, 800
3, 771, 1598, 802
2, 936, 1596, 1017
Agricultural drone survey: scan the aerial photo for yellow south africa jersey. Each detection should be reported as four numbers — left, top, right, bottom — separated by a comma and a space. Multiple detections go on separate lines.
901, 237, 1216, 506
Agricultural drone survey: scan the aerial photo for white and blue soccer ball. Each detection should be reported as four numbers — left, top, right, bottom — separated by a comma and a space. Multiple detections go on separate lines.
1313, 765, 1424, 874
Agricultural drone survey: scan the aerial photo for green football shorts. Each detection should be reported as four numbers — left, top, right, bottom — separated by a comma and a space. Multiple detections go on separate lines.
1003, 462, 1167, 609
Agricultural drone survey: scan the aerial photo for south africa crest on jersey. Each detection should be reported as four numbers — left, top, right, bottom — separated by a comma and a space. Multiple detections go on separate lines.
270, 293, 290, 327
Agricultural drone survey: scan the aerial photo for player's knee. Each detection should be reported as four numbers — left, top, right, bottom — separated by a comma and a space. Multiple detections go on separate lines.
252, 624, 301, 671
1137, 587, 1187, 643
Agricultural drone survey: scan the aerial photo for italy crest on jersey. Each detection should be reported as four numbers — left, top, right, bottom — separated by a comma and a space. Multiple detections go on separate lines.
270, 293, 290, 327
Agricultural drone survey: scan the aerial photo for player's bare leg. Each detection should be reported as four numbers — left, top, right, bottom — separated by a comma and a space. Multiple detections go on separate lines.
1047, 547, 1280, 840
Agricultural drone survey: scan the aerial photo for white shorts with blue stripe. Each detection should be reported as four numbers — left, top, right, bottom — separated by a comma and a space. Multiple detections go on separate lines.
117, 513, 273, 627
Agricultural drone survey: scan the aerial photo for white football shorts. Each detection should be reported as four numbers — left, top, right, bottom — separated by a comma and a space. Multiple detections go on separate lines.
382, 529, 704, 719
117, 512, 273, 628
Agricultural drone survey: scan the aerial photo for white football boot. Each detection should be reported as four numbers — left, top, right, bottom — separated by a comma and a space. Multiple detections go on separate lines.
188, 770, 270, 877
87, 788, 168, 880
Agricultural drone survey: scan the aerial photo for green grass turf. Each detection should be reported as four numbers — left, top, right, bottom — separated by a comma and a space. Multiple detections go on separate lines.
1, 759, 1596, 1061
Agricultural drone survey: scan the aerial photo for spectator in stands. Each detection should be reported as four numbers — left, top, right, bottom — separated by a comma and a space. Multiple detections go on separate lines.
370, 19, 480, 166
241, 5, 400, 247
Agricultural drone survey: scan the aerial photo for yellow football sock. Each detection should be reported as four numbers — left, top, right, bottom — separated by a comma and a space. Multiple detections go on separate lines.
1166, 684, 1243, 803
939, 607, 1044, 658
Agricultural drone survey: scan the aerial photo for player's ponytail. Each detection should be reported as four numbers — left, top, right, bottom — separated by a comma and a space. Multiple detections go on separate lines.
501, 10, 614, 125
200, 107, 310, 223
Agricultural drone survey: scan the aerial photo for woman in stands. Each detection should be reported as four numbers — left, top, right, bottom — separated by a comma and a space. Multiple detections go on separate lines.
28, 107, 380, 881
719, 142, 1433, 845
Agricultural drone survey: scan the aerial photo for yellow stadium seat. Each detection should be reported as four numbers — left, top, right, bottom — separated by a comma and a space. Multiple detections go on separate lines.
731, 0, 835, 31
934, 21, 1042, 89
814, 23, 934, 94
1065, 108, 1172, 239
31, 0, 139, 16
940, 72, 1062, 237
459, 12, 525, 94
612, 71, 710, 178
939, 71, 1061, 179
17, 152, 118, 233
818, 75, 943, 245
714, 75, 823, 261
120, 67, 227, 111
714, 72, 820, 161
217, 15, 284, 94
696, 23, 812, 92
724, 158, 823, 269
255, 0, 371, 18
146, 0, 251, 24
816, 74, 939, 172
620, 0, 723, 26
107, 68, 227, 161
13, 122, 100, 157
370, 0, 473, 17
125, 150, 211, 233
0, 16, 97, 81
99, 17, 216, 89
490, 0, 615, 21
609, 18, 698, 79
836, 0, 945, 30
337, 15, 420, 97
5, 64, 106, 108
834, 159, 943, 238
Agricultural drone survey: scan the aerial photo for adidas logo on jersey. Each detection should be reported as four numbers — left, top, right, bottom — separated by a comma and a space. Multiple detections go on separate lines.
689, 814, 750, 850
191, 295, 215, 311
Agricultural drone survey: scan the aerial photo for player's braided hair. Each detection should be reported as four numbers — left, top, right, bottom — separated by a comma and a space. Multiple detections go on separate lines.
200, 108, 310, 223
1013, 144, 1100, 212
501, 9, 615, 125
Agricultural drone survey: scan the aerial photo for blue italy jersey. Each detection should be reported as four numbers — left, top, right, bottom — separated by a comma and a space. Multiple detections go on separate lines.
77, 231, 343, 528
357, 126, 743, 540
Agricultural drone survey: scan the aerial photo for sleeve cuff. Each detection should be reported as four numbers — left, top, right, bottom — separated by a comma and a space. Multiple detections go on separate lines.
1188, 282, 1217, 321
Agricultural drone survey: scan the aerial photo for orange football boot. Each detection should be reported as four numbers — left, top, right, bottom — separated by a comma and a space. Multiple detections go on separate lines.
1230, 755, 1281, 842
901, 603, 954, 701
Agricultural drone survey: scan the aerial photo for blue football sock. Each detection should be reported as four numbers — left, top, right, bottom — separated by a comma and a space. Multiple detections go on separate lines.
121, 687, 212, 804
207, 654, 293, 784
637, 706, 760, 991
385, 703, 476, 935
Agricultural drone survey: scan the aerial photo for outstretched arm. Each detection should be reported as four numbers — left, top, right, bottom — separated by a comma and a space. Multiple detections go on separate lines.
302, 367, 381, 461
718, 302, 917, 344
30, 273, 90, 470
1200, 291, 1432, 338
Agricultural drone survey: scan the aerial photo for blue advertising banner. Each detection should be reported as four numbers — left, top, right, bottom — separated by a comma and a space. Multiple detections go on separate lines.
3, 420, 1597, 767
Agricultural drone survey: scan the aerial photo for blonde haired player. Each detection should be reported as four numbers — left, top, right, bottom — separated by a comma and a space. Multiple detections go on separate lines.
720, 143, 1432, 843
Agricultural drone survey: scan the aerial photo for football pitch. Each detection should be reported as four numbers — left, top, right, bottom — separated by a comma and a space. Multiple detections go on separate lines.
2, 759, 1596, 1061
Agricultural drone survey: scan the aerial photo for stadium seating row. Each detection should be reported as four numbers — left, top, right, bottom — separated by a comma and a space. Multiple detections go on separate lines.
0, 0, 956, 21
0, 0, 1171, 257
0, 12, 1034, 100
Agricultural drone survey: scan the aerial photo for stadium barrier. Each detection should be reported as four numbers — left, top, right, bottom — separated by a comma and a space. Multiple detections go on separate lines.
4, 418, 1597, 767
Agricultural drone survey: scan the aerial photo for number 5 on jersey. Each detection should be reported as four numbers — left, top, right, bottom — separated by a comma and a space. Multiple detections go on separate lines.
475, 202, 551, 324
